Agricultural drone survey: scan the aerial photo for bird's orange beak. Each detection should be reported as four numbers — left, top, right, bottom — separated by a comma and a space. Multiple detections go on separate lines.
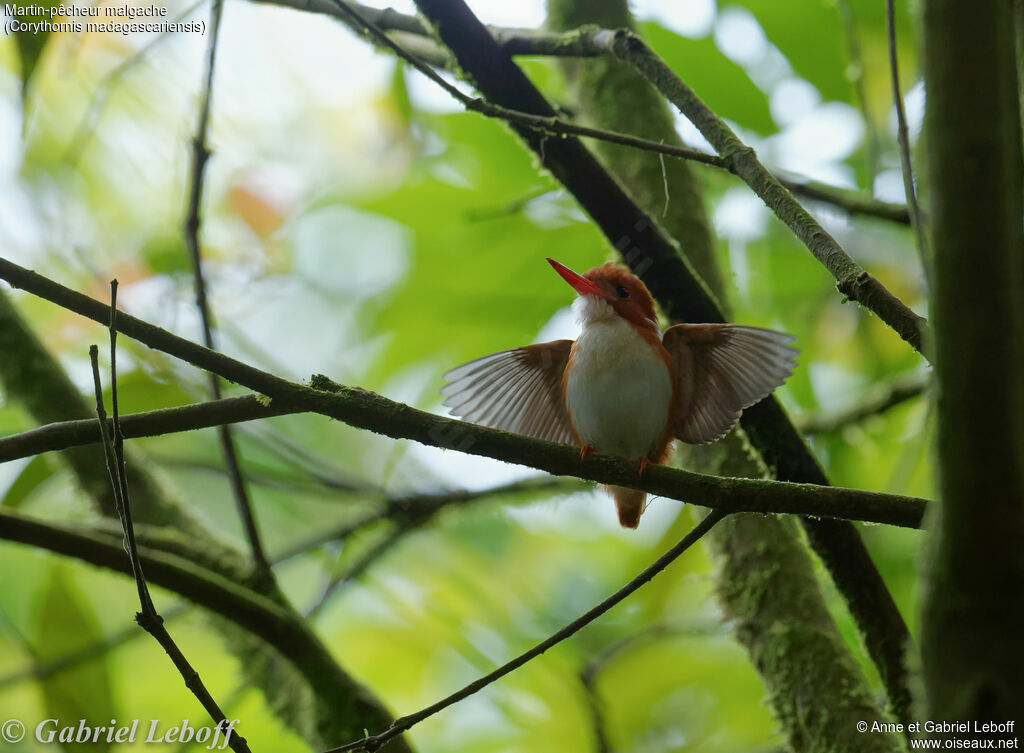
547, 258, 607, 299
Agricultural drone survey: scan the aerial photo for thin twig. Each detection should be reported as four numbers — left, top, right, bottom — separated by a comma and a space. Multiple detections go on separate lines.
835, 0, 880, 188
300, 477, 568, 615
658, 144, 669, 217
89, 282, 251, 753
886, 0, 930, 268
0, 258, 931, 529
579, 668, 612, 753
322, 509, 727, 753
183, 0, 270, 578
778, 175, 908, 224
800, 372, 929, 435
273, 477, 581, 563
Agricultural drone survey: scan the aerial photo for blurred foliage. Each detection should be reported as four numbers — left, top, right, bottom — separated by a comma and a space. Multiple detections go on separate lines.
0, 1, 930, 751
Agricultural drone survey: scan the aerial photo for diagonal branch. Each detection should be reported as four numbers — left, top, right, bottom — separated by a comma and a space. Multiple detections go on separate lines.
0, 259, 929, 529
598, 29, 929, 354
305, 524, 408, 619
88, 282, 251, 753
322, 510, 727, 753
799, 372, 929, 435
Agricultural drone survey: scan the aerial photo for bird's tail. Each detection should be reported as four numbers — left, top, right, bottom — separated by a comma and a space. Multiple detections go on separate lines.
609, 486, 646, 528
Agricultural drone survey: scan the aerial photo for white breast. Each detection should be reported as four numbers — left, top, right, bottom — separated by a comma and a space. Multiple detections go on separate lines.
565, 302, 672, 459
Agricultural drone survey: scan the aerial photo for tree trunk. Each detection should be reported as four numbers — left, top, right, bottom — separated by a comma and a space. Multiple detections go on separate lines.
922, 0, 1024, 723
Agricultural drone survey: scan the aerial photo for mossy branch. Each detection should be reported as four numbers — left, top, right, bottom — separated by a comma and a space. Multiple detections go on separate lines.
0, 260, 928, 528
0, 509, 409, 753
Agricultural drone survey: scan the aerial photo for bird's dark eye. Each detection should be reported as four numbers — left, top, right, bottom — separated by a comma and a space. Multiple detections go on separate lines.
615, 285, 629, 298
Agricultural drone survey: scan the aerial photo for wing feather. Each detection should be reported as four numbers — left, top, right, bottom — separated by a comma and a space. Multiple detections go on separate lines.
663, 324, 798, 444
441, 341, 575, 445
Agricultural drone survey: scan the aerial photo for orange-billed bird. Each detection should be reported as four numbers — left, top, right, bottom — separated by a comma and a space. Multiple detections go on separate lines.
442, 258, 798, 528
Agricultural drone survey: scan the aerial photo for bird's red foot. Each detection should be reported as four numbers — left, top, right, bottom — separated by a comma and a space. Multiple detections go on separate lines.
580, 445, 595, 461
637, 457, 650, 476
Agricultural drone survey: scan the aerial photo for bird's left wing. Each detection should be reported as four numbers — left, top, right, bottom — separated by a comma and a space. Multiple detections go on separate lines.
441, 340, 576, 445
663, 324, 798, 445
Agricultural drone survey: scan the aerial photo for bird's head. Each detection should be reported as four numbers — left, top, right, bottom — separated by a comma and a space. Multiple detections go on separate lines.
547, 258, 658, 330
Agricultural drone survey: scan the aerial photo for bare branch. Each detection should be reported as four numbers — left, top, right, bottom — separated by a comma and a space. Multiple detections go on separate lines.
322, 510, 727, 753
273, 477, 581, 562
305, 524, 408, 618
776, 175, 909, 224
887, 0, 930, 269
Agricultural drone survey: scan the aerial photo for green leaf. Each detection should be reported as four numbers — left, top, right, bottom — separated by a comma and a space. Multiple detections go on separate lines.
34, 566, 117, 752
723, 0, 917, 111
2, 454, 55, 509
390, 61, 414, 127
340, 112, 608, 383
9, 0, 60, 92
140, 234, 190, 276
104, 368, 194, 415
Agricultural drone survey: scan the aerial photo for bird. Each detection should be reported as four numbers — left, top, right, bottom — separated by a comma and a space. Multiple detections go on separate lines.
441, 258, 798, 528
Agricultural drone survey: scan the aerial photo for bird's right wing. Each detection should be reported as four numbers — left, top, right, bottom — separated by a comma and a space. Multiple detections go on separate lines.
441, 340, 576, 445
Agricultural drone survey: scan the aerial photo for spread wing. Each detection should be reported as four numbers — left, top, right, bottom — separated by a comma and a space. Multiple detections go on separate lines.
441, 340, 575, 445
663, 324, 798, 445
